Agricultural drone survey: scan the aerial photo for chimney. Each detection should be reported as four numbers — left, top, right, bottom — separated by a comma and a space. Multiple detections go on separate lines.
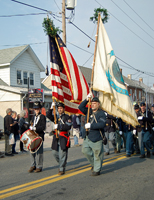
139, 78, 143, 83
120, 68, 122, 74
127, 74, 132, 79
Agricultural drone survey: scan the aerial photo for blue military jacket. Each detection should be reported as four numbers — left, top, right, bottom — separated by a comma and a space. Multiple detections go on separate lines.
78, 99, 106, 142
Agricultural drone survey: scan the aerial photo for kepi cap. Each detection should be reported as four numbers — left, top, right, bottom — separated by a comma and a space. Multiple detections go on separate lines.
91, 96, 100, 103
140, 102, 145, 107
33, 101, 42, 109
134, 104, 139, 110
57, 102, 65, 108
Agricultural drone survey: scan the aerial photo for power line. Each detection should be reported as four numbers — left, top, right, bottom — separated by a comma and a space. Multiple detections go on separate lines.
11, 0, 51, 13
82, 54, 94, 67
0, 13, 47, 17
110, 0, 154, 40
0, 42, 46, 47
68, 21, 95, 42
116, 56, 154, 78
67, 42, 93, 55
123, 0, 154, 32
5, 0, 154, 78
54, 0, 61, 11
95, 0, 154, 49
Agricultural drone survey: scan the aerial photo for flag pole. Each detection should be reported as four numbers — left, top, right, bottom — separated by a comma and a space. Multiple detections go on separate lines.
53, 98, 58, 138
91, 13, 101, 88
86, 13, 101, 126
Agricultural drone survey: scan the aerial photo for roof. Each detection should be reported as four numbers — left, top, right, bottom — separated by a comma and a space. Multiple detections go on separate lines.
0, 85, 52, 96
78, 65, 92, 84
123, 76, 143, 89
0, 78, 8, 86
132, 79, 154, 94
0, 45, 45, 72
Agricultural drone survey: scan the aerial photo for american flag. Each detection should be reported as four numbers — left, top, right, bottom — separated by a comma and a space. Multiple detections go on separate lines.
49, 34, 89, 114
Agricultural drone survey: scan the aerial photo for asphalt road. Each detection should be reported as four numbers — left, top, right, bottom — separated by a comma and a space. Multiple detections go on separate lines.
0, 140, 154, 200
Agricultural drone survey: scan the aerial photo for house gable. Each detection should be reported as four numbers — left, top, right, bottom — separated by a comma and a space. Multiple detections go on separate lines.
0, 45, 45, 87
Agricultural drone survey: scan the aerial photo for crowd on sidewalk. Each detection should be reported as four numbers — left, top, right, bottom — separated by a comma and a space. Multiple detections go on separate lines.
1, 98, 154, 176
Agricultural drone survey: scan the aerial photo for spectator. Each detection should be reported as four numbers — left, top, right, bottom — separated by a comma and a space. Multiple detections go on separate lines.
11, 111, 19, 154
4, 108, 14, 156
19, 110, 28, 153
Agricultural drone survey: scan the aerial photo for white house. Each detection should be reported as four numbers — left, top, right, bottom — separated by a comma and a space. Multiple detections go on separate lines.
0, 45, 52, 131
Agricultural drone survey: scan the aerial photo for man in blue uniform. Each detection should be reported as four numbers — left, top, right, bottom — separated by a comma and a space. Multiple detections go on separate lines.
46, 102, 72, 175
138, 102, 152, 158
104, 112, 117, 155
151, 104, 154, 155
78, 94, 106, 176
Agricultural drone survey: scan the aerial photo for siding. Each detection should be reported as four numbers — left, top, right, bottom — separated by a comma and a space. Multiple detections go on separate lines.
0, 90, 21, 102
10, 50, 41, 88
0, 66, 10, 85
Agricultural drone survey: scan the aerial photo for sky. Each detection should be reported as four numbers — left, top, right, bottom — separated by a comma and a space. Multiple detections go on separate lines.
0, 0, 154, 87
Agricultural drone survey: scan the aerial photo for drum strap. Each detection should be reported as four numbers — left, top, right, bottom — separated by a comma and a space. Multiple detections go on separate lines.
33, 114, 41, 127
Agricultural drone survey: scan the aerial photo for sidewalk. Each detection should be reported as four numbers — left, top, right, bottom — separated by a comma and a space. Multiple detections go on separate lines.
0, 134, 83, 153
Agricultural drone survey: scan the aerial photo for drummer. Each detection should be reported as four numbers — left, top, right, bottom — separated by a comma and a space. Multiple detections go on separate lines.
28, 101, 46, 173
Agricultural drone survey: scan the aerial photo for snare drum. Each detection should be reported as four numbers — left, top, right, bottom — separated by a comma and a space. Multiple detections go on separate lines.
20, 129, 42, 153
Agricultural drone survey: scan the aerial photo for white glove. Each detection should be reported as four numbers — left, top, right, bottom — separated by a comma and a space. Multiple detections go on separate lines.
119, 131, 123, 135
54, 124, 58, 130
86, 93, 92, 101
133, 130, 136, 135
30, 126, 36, 131
105, 112, 107, 116
138, 116, 143, 120
85, 123, 91, 129
51, 102, 56, 109
152, 127, 154, 131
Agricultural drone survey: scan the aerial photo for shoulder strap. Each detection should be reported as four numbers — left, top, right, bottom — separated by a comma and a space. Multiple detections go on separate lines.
93, 114, 104, 139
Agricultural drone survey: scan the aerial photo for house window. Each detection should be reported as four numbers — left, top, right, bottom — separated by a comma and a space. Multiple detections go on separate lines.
30, 73, 34, 85
17, 70, 22, 84
23, 72, 28, 85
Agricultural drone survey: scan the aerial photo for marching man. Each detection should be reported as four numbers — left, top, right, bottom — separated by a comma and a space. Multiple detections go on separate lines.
78, 94, 106, 176
46, 102, 72, 175
28, 102, 46, 173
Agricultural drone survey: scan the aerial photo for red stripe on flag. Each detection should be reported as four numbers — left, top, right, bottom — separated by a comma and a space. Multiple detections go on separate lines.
60, 47, 74, 99
51, 80, 62, 89
61, 79, 69, 88
52, 92, 64, 102
51, 68, 60, 76
70, 52, 82, 100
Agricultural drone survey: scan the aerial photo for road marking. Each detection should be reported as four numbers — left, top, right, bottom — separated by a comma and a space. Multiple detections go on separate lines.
0, 153, 128, 199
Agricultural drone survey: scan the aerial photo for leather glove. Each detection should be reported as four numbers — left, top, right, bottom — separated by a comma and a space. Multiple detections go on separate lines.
86, 93, 92, 101
85, 123, 91, 129
119, 131, 123, 135
152, 127, 154, 131
54, 124, 58, 130
51, 102, 56, 109
138, 116, 143, 120
133, 130, 136, 135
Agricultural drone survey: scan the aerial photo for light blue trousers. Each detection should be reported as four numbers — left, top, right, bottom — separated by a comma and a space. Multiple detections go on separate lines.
52, 144, 68, 172
30, 143, 43, 169
104, 131, 116, 153
82, 137, 104, 172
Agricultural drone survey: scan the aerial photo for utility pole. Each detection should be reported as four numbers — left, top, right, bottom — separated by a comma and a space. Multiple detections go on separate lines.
62, 0, 66, 44
27, 77, 30, 124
